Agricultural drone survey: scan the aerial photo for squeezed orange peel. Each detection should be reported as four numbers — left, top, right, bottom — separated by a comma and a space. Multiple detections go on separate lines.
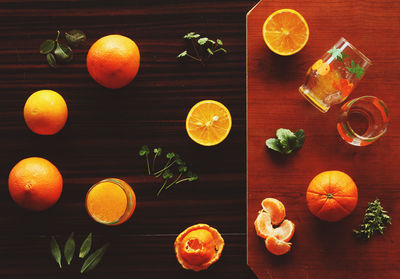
174, 224, 224, 271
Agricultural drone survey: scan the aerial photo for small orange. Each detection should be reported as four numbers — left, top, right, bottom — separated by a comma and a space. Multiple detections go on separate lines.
24, 90, 68, 135
263, 9, 309, 56
186, 100, 232, 146
174, 224, 224, 271
261, 198, 286, 225
87, 34, 140, 89
8, 157, 63, 211
312, 59, 330, 76
265, 236, 292, 256
306, 170, 358, 222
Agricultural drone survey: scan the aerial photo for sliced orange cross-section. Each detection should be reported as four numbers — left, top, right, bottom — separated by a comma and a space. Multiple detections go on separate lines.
186, 100, 232, 146
263, 9, 309, 56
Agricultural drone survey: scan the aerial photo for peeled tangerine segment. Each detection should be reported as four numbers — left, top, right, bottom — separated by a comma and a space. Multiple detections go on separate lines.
273, 219, 295, 242
254, 211, 274, 239
261, 198, 286, 225
265, 236, 292, 256
174, 224, 224, 271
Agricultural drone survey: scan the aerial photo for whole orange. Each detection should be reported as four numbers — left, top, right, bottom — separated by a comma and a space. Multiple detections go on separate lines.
86, 34, 140, 89
8, 157, 63, 211
24, 90, 68, 135
306, 170, 358, 222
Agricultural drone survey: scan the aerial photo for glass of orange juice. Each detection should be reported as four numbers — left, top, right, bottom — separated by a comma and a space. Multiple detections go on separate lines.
86, 178, 136, 225
299, 37, 372, 112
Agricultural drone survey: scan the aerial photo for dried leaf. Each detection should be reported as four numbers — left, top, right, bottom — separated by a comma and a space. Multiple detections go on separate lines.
54, 43, 73, 63
65, 29, 87, 47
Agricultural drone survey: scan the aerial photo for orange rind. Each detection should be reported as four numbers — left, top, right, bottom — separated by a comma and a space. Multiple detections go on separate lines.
174, 224, 224, 271
261, 198, 286, 225
265, 236, 292, 256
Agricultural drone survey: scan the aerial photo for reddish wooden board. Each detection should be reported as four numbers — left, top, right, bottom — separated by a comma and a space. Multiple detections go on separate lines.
247, 0, 400, 278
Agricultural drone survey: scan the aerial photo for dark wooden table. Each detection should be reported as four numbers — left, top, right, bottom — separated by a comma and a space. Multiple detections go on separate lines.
0, 0, 257, 278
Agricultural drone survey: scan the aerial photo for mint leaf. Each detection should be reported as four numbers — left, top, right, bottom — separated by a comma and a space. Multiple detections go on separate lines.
346, 60, 365, 79
266, 138, 282, 153
295, 129, 305, 149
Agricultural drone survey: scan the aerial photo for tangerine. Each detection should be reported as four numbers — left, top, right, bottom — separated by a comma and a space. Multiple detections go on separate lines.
174, 224, 224, 271
306, 170, 358, 222
8, 157, 63, 211
87, 34, 140, 89
265, 236, 292, 256
24, 90, 68, 135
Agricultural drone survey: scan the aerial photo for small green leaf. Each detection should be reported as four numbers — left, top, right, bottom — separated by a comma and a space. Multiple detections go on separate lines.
50, 236, 62, 268
162, 169, 173, 179
207, 48, 214, 55
178, 165, 188, 173
177, 50, 188, 58
276, 128, 297, 152
80, 243, 109, 273
217, 39, 223, 46
64, 232, 75, 265
166, 152, 175, 159
79, 233, 92, 258
153, 148, 162, 156
65, 29, 87, 47
139, 145, 150, 156
54, 43, 73, 63
188, 172, 198, 181
266, 138, 282, 153
46, 53, 57, 68
40, 40, 56, 54
197, 37, 208, 45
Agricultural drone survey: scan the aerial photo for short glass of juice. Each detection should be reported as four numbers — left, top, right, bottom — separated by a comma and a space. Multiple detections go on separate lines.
86, 178, 136, 225
299, 37, 372, 112
337, 96, 390, 146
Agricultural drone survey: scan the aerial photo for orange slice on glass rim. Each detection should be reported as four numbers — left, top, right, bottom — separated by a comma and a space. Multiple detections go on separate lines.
186, 100, 232, 146
262, 9, 309, 56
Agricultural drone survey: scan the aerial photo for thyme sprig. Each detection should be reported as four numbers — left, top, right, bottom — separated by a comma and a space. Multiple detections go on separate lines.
353, 199, 391, 240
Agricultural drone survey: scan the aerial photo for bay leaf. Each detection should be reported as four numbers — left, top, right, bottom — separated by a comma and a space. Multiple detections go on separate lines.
50, 236, 62, 268
79, 233, 92, 258
64, 232, 75, 265
40, 39, 55, 54
80, 243, 109, 273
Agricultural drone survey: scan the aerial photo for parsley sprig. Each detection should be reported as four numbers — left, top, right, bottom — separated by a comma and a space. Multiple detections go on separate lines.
177, 32, 227, 66
139, 146, 198, 196
266, 128, 305, 155
353, 199, 391, 240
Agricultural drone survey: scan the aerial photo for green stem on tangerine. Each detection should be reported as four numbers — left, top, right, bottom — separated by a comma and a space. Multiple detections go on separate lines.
327, 193, 334, 199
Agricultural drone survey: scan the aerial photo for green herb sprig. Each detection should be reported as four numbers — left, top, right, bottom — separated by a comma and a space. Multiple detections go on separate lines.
39, 29, 86, 68
266, 128, 305, 155
50, 233, 108, 274
353, 199, 391, 240
177, 32, 227, 66
139, 146, 198, 196
327, 46, 364, 79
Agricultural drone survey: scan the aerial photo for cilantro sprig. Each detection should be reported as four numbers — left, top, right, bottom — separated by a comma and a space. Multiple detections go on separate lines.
139, 146, 198, 196
353, 199, 391, 240
266, 128, 305, 155
177, 32, 227, 66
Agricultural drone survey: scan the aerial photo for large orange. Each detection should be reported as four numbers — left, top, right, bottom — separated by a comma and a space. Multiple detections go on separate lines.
87, 34, 140, 89
24, 90, 68, 135
263, 9, 309, 56
8, 157, 63, 211
306, 170, 358, 222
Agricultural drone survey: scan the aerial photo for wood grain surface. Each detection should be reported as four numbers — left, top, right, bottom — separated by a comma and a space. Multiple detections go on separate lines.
247, 0, 400, 278
0, 0, 258, 278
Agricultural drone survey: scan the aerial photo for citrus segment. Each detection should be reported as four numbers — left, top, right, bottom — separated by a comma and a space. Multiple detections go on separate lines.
273, 219, 295, 242
261, 198, 286, 225
8, 157, 63, 211
306, 170, 358, 222
174, 224, 224, 271
24, 90, 68, 135
254, 211, 274, 239
87, 34, 140, 89
262, 9, 309, 56
265, 236, 292, 256
186, 100, 232, 146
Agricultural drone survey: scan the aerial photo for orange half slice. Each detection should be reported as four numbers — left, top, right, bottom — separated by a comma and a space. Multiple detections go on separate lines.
186, 100, 232, 146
